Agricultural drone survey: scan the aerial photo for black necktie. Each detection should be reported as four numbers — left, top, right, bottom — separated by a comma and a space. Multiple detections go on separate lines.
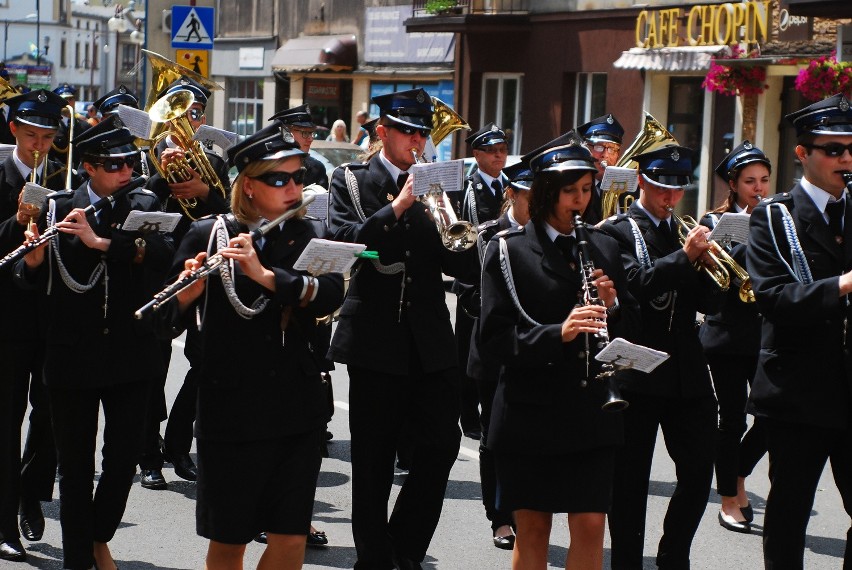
659, 219, 674, 244
554, 235, 577, 265
491, 179, 503, 196
263, 224, 282, 251
396, 172, 409, 190
99, 201, 113, 228
826, 200, 844, 243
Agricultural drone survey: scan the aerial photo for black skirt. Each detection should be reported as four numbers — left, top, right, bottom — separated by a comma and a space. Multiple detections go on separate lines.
494, 446, 616, 514
196, 429, 323, 544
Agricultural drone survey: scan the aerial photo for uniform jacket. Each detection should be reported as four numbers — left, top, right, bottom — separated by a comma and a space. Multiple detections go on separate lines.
305, 154, 329, 190
746, 185, 852, 429
698, 211, 762, 356
327, 157, 480, 375
599, 203, 723, 398
480, 220, 638, 454
14, 182, 174, 389
158, 214, 344, 442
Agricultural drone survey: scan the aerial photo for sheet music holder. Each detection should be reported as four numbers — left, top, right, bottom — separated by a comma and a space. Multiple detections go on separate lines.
303, 185, 329, 221
708, 212, 750, 245
600, 166, 638, 198
121, 211, 182, 233
21, 182, 54, 207
194, 125, 239, 153
411, 159, 464, 197
293, 238, 366, 275
116, 104, 153, 139
595, 337, 669, 374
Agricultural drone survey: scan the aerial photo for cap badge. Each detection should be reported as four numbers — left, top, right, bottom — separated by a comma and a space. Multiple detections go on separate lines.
744, 141, 753, 150
416, 91, 426, 104
180, 79, 190, 86
671, 149, 680, 162
118, 86, 127, 94
606, 115, 614, 124
37, 92, 47, 103
840, 97, 850, 112
281, 127, 295, 144
305, 104, 311, 114
490, 124, 499, 132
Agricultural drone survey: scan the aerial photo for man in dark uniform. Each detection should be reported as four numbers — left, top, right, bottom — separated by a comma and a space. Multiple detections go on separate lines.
269, 104, 329, 189
599, 145, 722, 569
327, 88, 479, 570
0, 89, 70, 562
15, 117, 173, 570
48, 83, 89, 170
0, 68, 18, 145
140, 76, 232, 490
92, 84, 139, 122
746, 93, 852, 569
577, 114, 624, 224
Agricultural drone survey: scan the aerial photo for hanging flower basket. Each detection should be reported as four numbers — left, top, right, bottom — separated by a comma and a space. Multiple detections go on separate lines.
703, 45, 768, 97
794, 53, 852, 102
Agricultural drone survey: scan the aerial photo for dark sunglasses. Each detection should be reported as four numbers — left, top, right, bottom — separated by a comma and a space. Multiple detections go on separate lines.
188, 108, 205, 120
250, 167, 306, 187
93, 156, 138, 172
389, 123, 431, 138
805, 142, 852, 158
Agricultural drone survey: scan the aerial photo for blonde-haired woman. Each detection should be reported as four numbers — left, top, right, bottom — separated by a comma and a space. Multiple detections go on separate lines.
326, 119, 349, 142
158, 124, 344, 570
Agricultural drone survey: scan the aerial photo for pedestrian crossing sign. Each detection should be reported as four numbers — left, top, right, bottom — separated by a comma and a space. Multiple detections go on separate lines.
176, 49, 210, 77
171, 6, 214, 50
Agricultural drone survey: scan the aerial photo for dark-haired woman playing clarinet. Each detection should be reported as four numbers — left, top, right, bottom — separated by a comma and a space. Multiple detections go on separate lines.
479, 135, 637, 569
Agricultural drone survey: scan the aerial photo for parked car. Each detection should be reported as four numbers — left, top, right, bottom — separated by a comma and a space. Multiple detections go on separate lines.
309, 140, 365, 179
463, 155, 522, 178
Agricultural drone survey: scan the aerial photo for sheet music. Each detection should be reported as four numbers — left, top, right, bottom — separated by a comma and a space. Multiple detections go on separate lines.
303, 185, 328, 220
293, 238, 366, 275
708, 212, 751, 245
121, 210, 182, 233
116, 104, 153, 139
411, 159, 464, 196
600, 166, 638, 197
0, 143, 15, 163
21, 182, 53, 207
595, 337, 669, 374
194, 125, 239, 153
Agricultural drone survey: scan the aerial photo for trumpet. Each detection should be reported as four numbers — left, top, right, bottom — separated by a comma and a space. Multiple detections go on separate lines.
134, 195, 314, 319
667, 207, 754, 303
0, 175, 149, 271
574, 212, 628, 412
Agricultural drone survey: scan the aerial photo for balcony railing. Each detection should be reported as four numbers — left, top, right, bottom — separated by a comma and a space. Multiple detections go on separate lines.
412, 0, 528, 17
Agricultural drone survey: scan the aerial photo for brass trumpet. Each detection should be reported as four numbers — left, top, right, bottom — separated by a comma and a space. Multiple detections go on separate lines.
668, 208, 754, 303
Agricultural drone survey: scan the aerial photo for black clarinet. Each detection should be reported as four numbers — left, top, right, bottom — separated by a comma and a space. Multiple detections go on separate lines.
0, 175, 149, 271
573, 212, 629, 412
842, 171, 852, 193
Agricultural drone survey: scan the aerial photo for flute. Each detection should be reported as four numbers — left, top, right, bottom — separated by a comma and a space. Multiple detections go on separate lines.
134, 194, 315, 319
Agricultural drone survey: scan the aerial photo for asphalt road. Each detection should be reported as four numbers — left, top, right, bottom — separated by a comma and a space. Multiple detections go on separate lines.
10, 291, 849, 569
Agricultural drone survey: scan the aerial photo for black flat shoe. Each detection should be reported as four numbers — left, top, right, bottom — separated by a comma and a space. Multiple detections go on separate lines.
139, 469, 168, 490
492, 533, 515, 550
718, 511, 751, 534
0, 539, 27, 562
19, 497, 45, 541
740, 502, 754, 523
307, 530, 328, 547
169, 453, 198, 482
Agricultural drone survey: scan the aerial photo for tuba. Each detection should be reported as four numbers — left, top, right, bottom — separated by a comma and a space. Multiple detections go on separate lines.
141, 49, 223, 114
0, 76, 21, 105
600, 113, 678, 219
430, 97, 469, 146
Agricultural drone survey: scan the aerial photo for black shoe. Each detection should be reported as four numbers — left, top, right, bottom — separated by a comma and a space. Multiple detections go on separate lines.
254, 532, 267, 544
392, 556, 422, 570
307, 529, 328, 548
18, 497, 45, 541
139, 469, 168, 490
492, 532, 515, 550
325, 430, 333, 441
718, 511, 751, 534
0, 539, 27, 561
168, 452, 198, 482
740, 502, 754, 523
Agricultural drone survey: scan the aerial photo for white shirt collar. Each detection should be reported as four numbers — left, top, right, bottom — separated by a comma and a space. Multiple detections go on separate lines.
800, 176, 846, 222
477, 170, 506, 195
636, 199, 666, 227
12, 148, 43, 181
378, 150, 406, 183
543, 221, 575, 242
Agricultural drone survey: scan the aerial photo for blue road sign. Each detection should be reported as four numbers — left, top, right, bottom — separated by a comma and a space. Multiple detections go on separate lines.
171, 6, 214, 50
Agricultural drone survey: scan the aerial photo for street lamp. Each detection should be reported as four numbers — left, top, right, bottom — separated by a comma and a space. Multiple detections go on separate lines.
3, 13, 37, 63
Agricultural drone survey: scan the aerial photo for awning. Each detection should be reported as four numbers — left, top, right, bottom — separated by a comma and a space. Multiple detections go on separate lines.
783, 0, 852, 18
271, 35, 357, 72
613, 46, 727, 72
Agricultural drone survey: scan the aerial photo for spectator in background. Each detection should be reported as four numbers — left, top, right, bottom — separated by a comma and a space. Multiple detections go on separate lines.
86, 105, 99, 127
353, 111, 370, 147
326, 119, 349, 143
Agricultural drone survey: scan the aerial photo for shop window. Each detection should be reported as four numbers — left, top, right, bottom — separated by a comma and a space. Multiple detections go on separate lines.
666, 77, 704, 217
575, 73, 608, 127
227, 79, 264, 137
481, 74, 522, 154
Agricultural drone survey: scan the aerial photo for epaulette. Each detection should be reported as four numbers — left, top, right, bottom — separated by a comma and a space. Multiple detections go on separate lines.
764, 192, 792, 204
46, 189, 74, 200
603, 213, 630, 225
193, 213, 217, 222
477, 219, 500, 232
342, 162, 368, 169
494, 225, 524, 239
130, 187, 156, 196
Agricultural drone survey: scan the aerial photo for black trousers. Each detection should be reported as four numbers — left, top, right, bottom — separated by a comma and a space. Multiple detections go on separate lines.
474, 366, 513, 531
163, 366, 199, 457
348, 364, 461, 569
139, 341, 172, 470
707, 353, 766, 497
609, 392, 717, 570
761, 417, 852, 570
455, 303, 481, 434
0, 341, 54, 541
49, 380, 148, 569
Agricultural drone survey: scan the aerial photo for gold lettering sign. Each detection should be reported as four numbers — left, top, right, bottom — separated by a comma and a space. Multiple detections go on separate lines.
636, 0, 770, 49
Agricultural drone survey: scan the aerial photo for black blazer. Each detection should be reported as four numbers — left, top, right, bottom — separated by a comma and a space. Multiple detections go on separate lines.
157, 215, 344, 442
327, 157, 480, 375
458, 171, 504, 224
14, 183, 174, 389
746, 185, 852, 429
599, 203, 724, 398
480, 220, 638, 455
698, 211, 762, 356
305, 155, 329, 190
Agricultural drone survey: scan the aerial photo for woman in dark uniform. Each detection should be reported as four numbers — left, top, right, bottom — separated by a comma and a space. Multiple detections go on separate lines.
699, 141, 770, 534
479, 136, 637, 569
158, 124, 343, 569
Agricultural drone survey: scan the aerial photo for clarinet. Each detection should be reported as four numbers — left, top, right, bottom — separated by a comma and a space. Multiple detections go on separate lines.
573, 212, 629, 412
842, 171, 852, 193
0, 175, 149, 271
134, 195, 314, 319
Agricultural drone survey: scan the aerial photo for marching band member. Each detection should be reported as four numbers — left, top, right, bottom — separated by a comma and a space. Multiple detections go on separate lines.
0, 88, 69, 562
479, 136, 636, 569
48, 84, 90, 169
92, 85, 139, 122
15, 117, 173, 570
327, 88, 479, 570
699, 141, 770, 534
269, 104, 329, 189
599, 146, 723, 569
156, 123, 342, 569
576, 114, 624, 224
746, 93, 852, 569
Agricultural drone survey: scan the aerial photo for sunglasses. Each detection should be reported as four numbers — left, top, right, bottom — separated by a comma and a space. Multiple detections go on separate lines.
188, 108, 205, 121
291, 129, 316, 140
591, 144, 621, 156
389, 124, 431, 138
250, 167, 306, 187
805, 142, 852, 158
93, 156, 138, 172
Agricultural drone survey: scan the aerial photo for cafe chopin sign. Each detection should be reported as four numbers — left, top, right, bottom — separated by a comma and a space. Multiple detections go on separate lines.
635, 0, 771, 48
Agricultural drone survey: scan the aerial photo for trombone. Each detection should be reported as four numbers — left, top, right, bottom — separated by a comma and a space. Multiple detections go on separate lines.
668, 207, 755, 303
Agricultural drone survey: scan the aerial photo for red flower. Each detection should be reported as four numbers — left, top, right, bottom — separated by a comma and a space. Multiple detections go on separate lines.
795, 53, 852, 101
703, 46, 767, 97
